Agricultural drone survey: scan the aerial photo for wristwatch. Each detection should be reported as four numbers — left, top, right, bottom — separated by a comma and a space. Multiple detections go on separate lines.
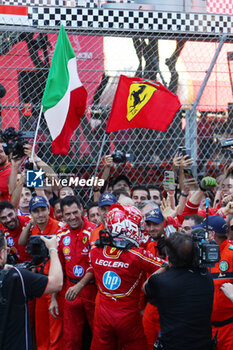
180, 192, 188, 197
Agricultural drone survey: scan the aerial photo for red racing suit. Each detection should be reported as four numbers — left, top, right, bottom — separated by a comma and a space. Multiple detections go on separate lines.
209, 240, 233, 350
57, 217, 97, 350
2, 215, 31, 263
142, 241, 163, 350
32, 217, 65, 350
89, 244, 164, 350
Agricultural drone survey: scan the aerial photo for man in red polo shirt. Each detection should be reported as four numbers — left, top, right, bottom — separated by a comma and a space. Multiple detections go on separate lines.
19, 195, 64, 350
57, 196, 96, 350
0, 143, 11, 201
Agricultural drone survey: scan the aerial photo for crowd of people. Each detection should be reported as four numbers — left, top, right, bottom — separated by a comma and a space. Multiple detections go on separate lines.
1, 140, 233, 350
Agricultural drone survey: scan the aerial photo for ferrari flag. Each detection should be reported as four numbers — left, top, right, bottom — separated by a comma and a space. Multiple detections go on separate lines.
42, 25, 87, 155
106, 75, 181, 133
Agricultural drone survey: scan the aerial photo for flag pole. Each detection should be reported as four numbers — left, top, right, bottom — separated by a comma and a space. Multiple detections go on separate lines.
30, 105, 43, 164
89, 132, 107, 200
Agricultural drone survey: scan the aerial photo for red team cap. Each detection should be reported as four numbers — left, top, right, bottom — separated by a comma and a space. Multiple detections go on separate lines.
106, 203, 144, 245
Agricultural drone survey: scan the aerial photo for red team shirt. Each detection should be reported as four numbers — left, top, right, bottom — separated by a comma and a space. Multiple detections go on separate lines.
1, 215, 31, 263
0, 162, 11, 201
58, 217, 96, 283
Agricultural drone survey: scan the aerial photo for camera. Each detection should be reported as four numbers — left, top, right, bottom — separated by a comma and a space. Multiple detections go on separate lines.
111, 150, 134, 164
1, 127, 34, 159
26, 235, 50, 266
191, 228, 220, 268
8, 236, 51, 270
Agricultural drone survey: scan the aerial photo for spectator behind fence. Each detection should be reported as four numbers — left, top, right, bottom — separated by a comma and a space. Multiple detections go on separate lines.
181, 214, 204, 235
147, 185, 162, 205
131, 185, 150, 204
143, 232, 214, 350
112, 174, 131, 195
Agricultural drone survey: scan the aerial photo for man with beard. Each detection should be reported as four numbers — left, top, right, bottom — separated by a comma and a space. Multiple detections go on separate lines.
0, 143, 11, 201
145, 209, 166, 257
0, 200, 30, 263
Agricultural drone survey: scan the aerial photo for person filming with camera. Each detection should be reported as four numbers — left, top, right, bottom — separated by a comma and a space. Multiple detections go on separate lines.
0, 231, 63, 350
143, 232, 215, 350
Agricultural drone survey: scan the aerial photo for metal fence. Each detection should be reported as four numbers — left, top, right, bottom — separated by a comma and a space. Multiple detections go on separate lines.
0, 3, 233, 196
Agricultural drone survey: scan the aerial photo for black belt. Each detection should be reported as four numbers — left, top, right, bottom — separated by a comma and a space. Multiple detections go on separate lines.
68, 277, 80, 284
212, 316, 233, 327
68, 277, 95, 285
211, 272, 233, 279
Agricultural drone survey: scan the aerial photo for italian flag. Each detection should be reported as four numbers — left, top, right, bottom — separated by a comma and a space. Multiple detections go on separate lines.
42, 25, 87, 155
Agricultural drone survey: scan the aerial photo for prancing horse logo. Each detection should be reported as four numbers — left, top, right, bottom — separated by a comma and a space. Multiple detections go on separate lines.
130, 85, 147, 111
126, 83, 157, 121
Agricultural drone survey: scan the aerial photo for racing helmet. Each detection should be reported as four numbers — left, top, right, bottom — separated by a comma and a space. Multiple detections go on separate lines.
106, 203, 143, 244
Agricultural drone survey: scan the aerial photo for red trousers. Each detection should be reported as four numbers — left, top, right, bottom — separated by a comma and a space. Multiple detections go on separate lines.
35, 292, 64, 350
63, 284, 97, 350
143, 303, 160, 350
212, 323, 233, 350
91, 300, 148, 350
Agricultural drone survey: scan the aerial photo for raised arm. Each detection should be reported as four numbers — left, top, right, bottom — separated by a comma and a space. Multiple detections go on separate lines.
41, 235, 63, 294
18, 219, 34, 246
24, 144, 61, 196
8, 157, 24, 196
93, 154, 114, 201
11, 171, 26, 209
